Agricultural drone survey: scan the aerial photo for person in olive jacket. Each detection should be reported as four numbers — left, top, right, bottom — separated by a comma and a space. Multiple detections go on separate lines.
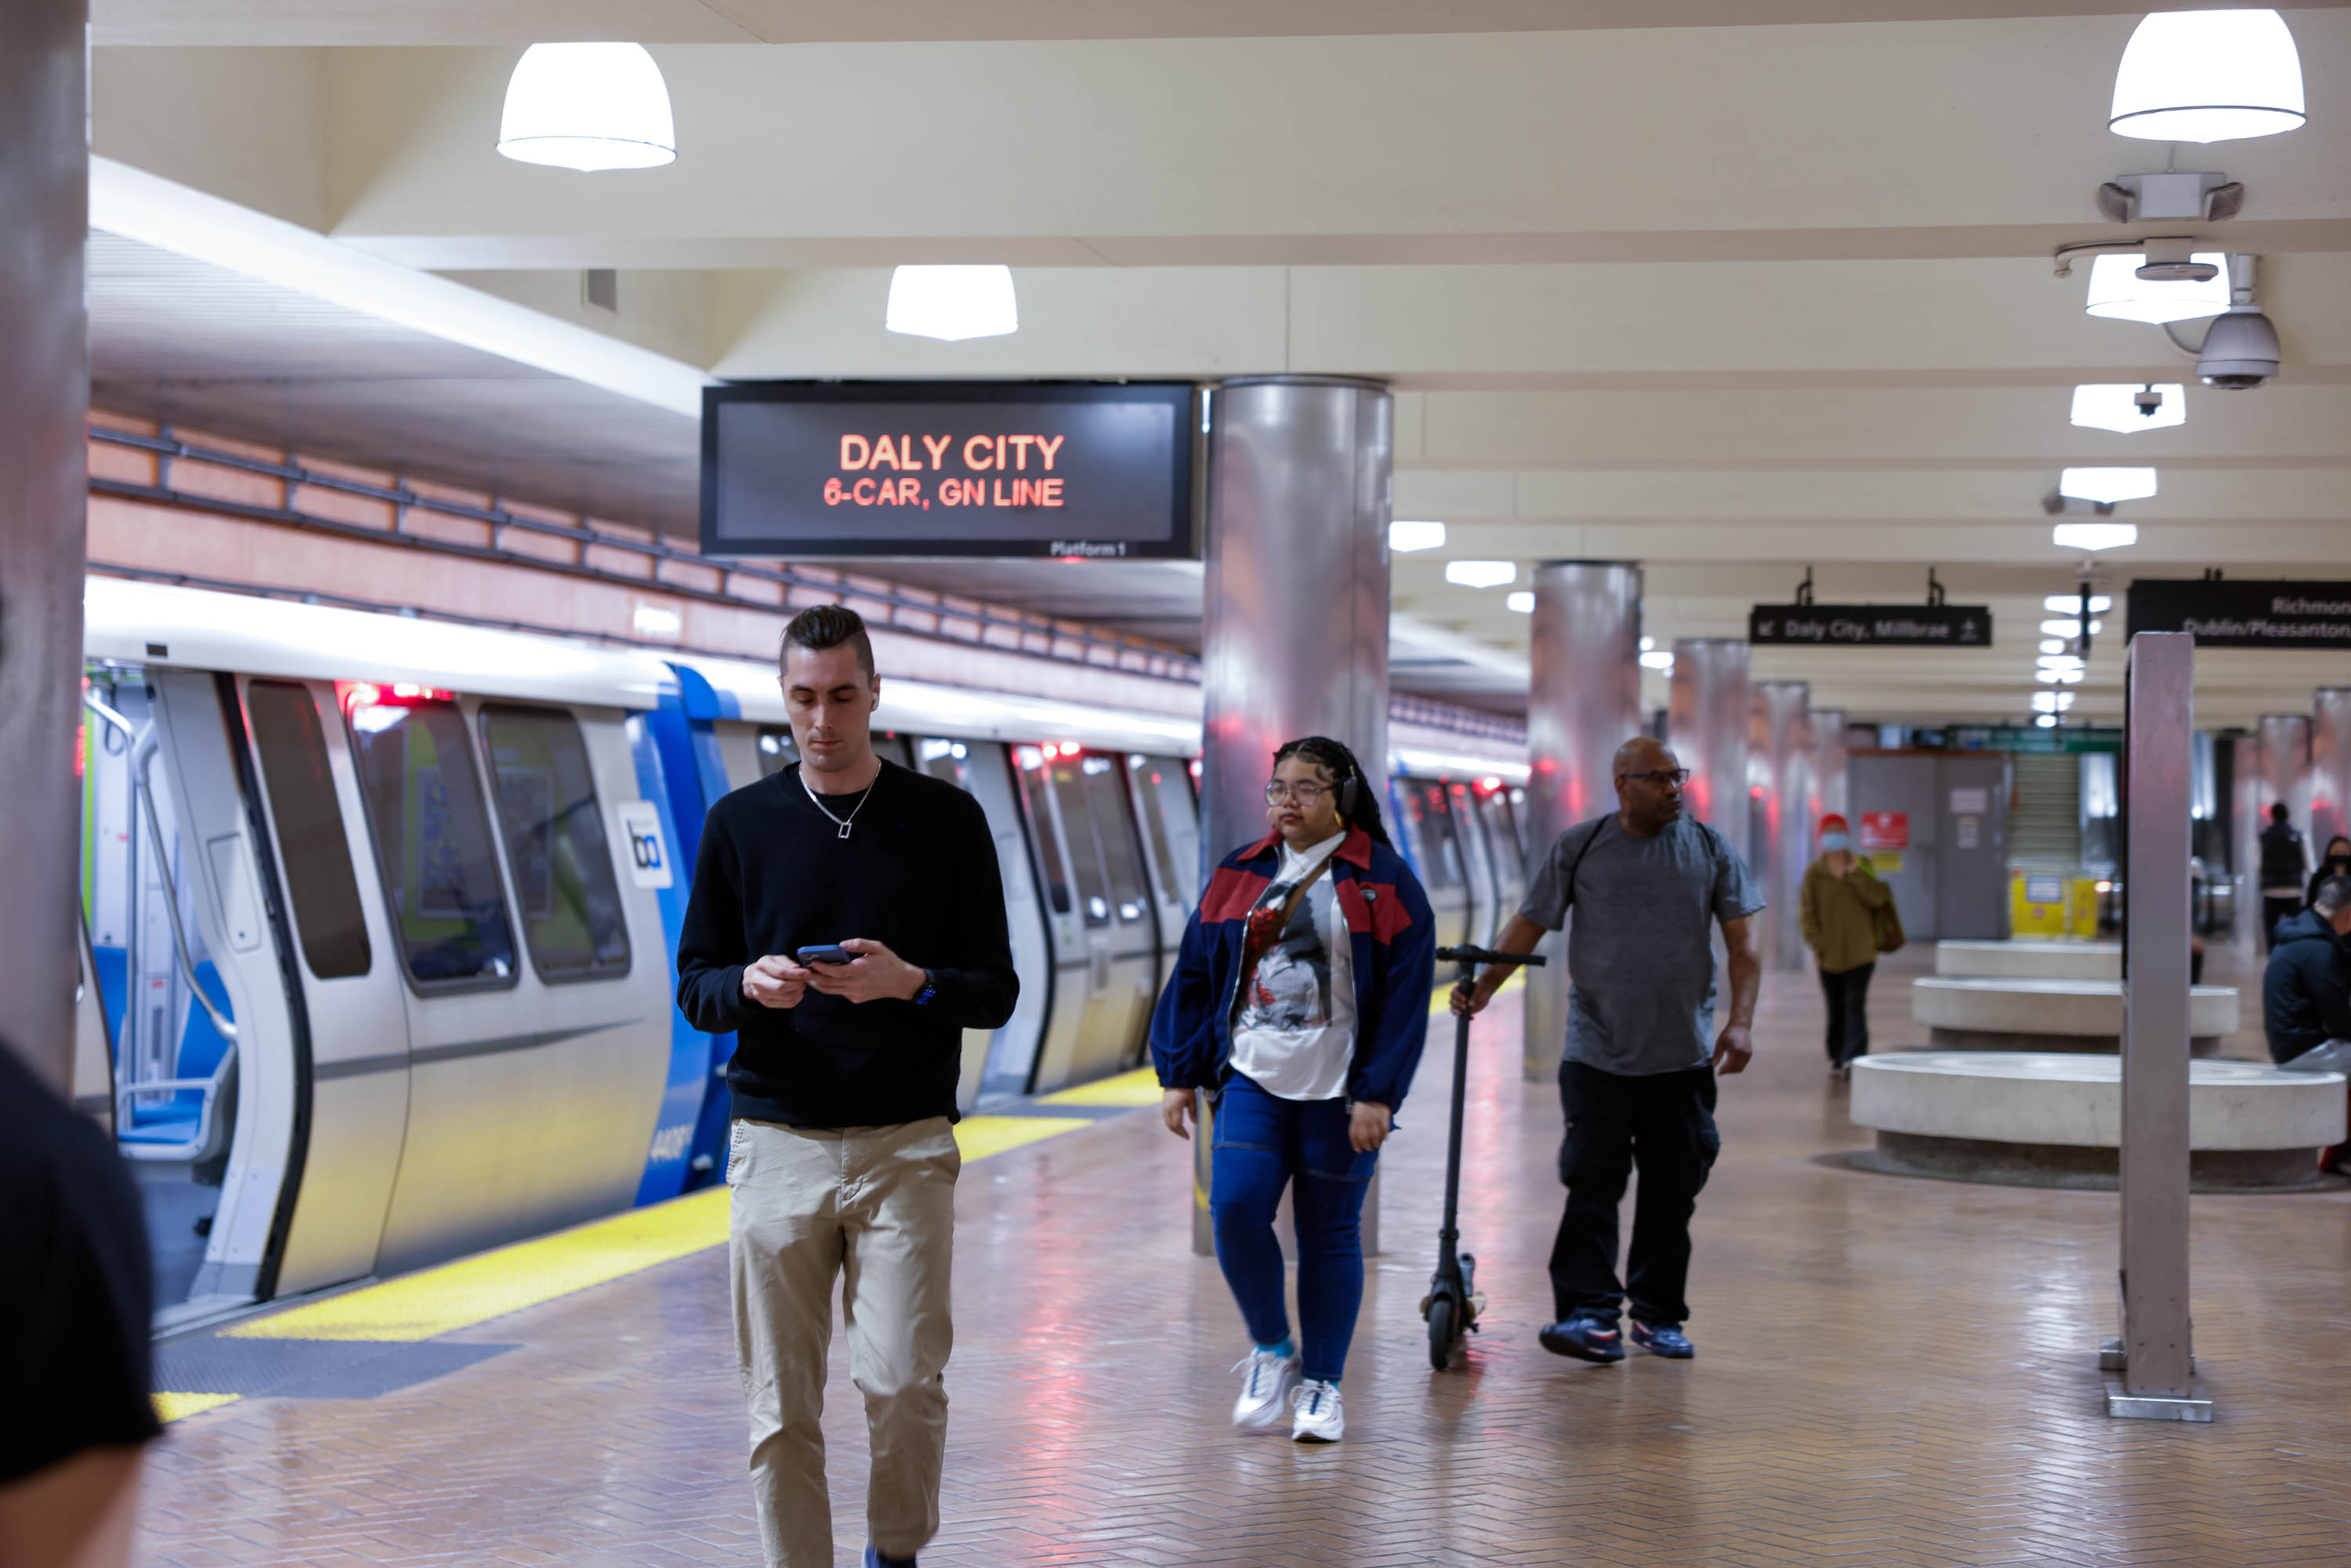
1798, 814, 1893, 1078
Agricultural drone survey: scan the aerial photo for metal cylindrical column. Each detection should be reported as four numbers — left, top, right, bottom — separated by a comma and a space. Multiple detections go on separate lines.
1813, 708, 1850, 825
0, 0, 89, 1092
1752, 681, 1814, 971
2310, 689, 2351, 853
1521, 562, 1643, 1080
1196, 375, 1393, 1255
2230, 731, 2266, 957
1668, 639, 1751, 864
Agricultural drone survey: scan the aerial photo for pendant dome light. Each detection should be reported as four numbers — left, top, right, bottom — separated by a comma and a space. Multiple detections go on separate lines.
498, 44, 676, 171
885, 266, 1020, 341
2110, 9, 2305, 144
2059, 466, 2158, 505
2082, 252, 2230, 323
2069, 383, 2186, 434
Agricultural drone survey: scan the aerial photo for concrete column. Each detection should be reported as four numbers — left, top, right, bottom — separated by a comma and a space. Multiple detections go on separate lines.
2309, 689, 2351, 853
1752, 680, 1815, 971
1196, 375, 1392, 1255
0, 0, 89, 1093
1521, 562, 1642, 1081
1668, 639, 1751, 864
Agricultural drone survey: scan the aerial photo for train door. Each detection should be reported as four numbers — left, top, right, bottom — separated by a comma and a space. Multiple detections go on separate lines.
82, 665, 302, 1323
1448, 781, 1502, 943
1009, 744, 1111, 1092
912, 737, 1054, 1110
235, 677, 413, 1298
1060, 751, 1161, 1072
342, 688, 671, 1274
1476, 784, 1528, 926
1128, 751, 1202, 976
1400, 780, 1470, 951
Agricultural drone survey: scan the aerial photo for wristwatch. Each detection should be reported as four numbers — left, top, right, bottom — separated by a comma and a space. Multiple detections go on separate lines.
911, 969, 938, 1007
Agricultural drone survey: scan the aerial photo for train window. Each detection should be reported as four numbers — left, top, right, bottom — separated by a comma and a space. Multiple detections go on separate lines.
1130, 754, 1187, 909
1415, 783, 1465, 891
755, 726, 798, 777
1048, 755, 1115, 927
1479, 789, 1525, 880
1012, 746, 1074, 916
478, 705, 632, 982
344, 687, 517, 988
1078, 754, 1150, 924
915, 735, 973, 790
246, 681, 371, 980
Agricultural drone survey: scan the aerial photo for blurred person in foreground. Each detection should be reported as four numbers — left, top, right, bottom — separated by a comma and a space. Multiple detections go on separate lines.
0, 1037, 161, 1568
1798, 813, 1894, 1081
1455, 736, 1762, 1363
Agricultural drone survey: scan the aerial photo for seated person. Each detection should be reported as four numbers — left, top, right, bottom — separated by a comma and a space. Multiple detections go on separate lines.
2263, 874, 2351, 1064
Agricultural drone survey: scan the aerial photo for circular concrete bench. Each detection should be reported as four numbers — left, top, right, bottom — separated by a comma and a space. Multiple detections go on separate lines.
1849, 1052, 2346, 1190
1936, 939, 2120, 981
1911, 975, 2240, 1056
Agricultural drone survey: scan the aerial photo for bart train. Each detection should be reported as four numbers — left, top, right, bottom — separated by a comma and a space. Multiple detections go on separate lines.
71, 577, 1530, 1329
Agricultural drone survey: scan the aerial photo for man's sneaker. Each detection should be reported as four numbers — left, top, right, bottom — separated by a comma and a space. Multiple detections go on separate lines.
1630, 1320, 1696, 1359
1538, 1313, 1626, 1363
1230, 1348, 1300, 1429
863, 1547, 915, 1568
1290, 1379, 1345, 1443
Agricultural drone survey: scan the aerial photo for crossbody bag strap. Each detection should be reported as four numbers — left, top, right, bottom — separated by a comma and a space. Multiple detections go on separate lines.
1560, 815, 1610, 910
1233, 853, 1336, 1004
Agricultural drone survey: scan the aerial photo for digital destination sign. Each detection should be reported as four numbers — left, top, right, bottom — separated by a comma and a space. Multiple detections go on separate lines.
701, 382, 1197, 559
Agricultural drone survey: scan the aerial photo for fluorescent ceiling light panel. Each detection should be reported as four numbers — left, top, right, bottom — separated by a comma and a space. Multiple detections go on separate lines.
2031, 692, 2079, 714
2040, 639, 2067, 655
2039, 617, 2105, 638
2110, 9, 2306, 143
2059, 467, 2158, 505
1639, 650, 1676, 672
2052, 522, 2141, 552
1505, 592, 1534, 614
2070, 383, 2187, 434
2038, 654, 2086, 671
498, 43, 677, 171
2044, 595, 2114, 614
1445, 560, 1517, 588
88, 159, 710, 418
2038, 668, 2089, 685
886, 265, 1018, 341
2083, 252, 2230, 324
1639, 636, 1655, 652
1390, 520, 1448, 553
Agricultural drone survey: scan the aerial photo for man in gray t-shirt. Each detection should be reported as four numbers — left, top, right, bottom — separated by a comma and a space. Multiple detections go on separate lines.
1456, 735, 1763, 1364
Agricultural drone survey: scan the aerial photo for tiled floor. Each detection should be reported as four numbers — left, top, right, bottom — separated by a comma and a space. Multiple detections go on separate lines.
137, 950, 2351, 1566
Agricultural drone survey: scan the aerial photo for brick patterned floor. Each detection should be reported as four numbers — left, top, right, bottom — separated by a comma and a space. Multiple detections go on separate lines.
136, 949, 2351, 1566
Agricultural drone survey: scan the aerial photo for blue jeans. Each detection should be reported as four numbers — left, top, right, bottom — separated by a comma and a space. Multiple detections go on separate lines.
1208, 1074, 1376, 1383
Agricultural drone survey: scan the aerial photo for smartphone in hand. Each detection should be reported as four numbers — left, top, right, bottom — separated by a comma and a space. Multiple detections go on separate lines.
795, 943, 854, 966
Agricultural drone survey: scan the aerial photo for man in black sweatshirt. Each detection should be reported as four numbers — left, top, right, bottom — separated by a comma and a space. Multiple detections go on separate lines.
676, 605, 1017, 1568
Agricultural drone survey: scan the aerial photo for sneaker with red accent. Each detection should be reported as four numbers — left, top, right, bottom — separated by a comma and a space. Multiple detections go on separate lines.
1630, 1320, 1695, 1359
1538, 1313, 1625, 1363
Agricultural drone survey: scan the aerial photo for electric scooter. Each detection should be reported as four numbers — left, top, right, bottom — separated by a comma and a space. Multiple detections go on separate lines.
1422, 942, 1546, 1371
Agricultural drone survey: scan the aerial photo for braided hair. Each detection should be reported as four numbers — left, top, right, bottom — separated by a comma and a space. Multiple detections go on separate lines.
1271, 735, 1393, 849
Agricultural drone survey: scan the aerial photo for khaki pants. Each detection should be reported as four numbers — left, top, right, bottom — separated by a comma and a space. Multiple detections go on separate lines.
728, 1116, 959, 1568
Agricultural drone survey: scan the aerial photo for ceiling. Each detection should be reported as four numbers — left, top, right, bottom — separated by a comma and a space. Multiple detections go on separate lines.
82, 3, 2351, 725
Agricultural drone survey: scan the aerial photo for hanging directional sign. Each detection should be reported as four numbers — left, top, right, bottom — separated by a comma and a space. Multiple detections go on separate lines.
2125, 578, 2351, 649
1748, 603, 1993, 647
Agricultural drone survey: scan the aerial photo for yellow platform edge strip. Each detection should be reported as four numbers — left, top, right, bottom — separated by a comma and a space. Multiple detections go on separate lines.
1034, 1066, 1163, 1107
226, 1114, 1096, 1345
154, 1391, 241, 1423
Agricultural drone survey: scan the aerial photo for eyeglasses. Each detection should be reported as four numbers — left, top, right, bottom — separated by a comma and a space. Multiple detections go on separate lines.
1264, 780, 1333, 805
1618, 769, 1691, 788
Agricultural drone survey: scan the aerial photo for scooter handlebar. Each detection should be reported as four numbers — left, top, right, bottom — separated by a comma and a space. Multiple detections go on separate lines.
1435, 944, 1546, 967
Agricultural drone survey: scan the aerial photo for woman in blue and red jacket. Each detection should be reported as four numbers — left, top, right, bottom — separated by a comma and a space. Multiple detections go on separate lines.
1150, 736, 1436, 1446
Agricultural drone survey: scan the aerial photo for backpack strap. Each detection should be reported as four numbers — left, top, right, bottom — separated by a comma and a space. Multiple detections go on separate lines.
1559, 816, 1610, 910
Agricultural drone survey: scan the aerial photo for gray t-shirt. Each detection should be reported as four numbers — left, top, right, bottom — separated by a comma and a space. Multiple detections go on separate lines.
1520, 814, 1765, 1077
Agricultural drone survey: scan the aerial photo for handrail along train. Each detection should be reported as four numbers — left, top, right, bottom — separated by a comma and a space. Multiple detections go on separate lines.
72, 578, 1529, 1327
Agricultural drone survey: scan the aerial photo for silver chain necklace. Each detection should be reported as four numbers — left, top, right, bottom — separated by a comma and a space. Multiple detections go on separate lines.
799, 764, 877, 840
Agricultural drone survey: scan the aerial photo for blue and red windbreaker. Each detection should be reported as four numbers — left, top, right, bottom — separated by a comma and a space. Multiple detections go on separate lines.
1148, 825, 1438, 1112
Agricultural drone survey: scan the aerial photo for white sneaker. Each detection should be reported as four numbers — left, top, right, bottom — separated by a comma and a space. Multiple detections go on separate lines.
1230, 1349, 1300, 1429
1290, 1378, 1345, 1443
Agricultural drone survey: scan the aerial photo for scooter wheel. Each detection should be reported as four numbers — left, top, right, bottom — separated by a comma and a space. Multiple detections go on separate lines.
1426, 1296, 1456, 1371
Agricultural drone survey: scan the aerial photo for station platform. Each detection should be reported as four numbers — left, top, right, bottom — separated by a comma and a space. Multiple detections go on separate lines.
138, 957, 2351, 1568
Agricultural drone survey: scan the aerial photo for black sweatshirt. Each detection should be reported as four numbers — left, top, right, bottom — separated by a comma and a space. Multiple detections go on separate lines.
676, 760, 1019, 1127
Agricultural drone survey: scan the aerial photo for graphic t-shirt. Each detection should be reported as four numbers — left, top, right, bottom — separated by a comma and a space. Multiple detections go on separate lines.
1229, 831, 1357, 1101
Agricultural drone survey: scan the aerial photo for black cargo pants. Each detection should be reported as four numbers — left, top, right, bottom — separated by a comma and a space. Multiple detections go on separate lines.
1548, 1060, 1720, 1327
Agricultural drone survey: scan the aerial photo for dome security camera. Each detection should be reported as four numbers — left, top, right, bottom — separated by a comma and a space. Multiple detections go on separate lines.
2198, 306, 2281, 389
